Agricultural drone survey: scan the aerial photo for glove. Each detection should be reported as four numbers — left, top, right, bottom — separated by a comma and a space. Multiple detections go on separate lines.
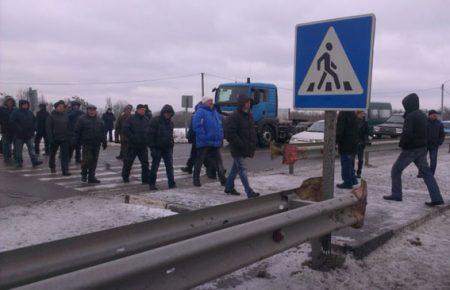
102, 143, 107, 150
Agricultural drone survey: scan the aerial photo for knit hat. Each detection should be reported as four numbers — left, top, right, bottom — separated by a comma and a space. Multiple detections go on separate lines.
54, 100, 66, 108
136, 104, 146, 110
428, 110, 439, 116
202, 96, 213, 104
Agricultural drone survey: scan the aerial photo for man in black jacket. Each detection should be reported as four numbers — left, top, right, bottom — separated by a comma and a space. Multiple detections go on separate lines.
9, 100, 43, 168
355, 111, 370, 178
383, 93, 444, 206
46, 100, 71, 175
336, 111, 358, 189
121, 104, 150, 184
101, 108, 116, 143
34, 103, 50, 155
68, 101, 84, 163
224, 95, 259, 198
0, 96, 16, 164
148, 104, 176, 190
74, 105, 107, 183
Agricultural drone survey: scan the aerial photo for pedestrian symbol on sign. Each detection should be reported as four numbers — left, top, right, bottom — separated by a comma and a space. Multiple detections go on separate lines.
298, 27, 363, 96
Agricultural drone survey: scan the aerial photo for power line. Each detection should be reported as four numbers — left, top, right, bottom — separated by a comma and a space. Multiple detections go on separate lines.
205, 73, 238, 82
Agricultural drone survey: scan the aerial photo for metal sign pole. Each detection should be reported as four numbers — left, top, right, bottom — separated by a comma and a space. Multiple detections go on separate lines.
185, 107, 188, 136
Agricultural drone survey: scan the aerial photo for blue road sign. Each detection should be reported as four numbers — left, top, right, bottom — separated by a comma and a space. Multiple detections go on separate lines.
294, 14, 375, 110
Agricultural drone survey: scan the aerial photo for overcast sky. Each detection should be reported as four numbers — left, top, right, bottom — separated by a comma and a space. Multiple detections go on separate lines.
1, 0, 449, 111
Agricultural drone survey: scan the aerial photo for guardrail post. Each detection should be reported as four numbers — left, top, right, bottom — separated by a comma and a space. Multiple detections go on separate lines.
289, 164, 294, 175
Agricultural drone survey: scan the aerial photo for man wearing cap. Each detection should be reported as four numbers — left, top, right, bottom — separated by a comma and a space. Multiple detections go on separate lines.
101, 108, 116, 143
73, 105, 107, 183
192, 96, 227, 187
34, 103, 50, 156
121, 104, 150, 184
417, 110, 445, 178
383, 93, 444, 207
115, 105, 133, 159
46, 100, 71, 175
9, 100, 43, 168
68, 101, 84, 163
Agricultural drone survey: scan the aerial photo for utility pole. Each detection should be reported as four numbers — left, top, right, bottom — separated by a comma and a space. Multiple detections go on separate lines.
201, 72, 205, 97
442, 83, 445, 120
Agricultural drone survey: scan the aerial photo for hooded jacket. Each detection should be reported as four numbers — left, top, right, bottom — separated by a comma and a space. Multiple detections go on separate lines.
336, 111, 358, 154
46, 110, 71, 142
36, 107, 50, 135
225, 95, 258, 158
0, 97, 16, 136
122, 112, 150, 148
193, 104, 224, 148
9, 100, 36, 140
148, 105, 175, 149
73, 114, 107, 146
399, 93, 427, 149
102, 111, 116, 130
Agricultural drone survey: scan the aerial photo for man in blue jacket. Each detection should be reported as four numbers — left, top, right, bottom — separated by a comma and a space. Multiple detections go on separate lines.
9, 100, 43, 168
192, 96, 227, 187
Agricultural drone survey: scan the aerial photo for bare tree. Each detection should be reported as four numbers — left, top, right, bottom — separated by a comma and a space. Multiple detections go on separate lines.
112, 100, 130, 117
105, 97, 113, 110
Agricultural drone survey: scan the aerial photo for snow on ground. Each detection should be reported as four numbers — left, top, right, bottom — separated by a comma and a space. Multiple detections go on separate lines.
195, 210, 450, 290
0, 195, 175, 252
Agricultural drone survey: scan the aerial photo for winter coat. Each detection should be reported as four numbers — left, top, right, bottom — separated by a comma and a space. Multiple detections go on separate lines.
399, 94, 428, 150
148, 105, 175, 149
336, 111, 358, 155
115, 112, 131, 138
0, 98, 16, 136
67, 109, 84, 133
122, 113, 150, 148
9, 108, 36, 140
101, 112, 116, 130
225, 107, 257, 158
46, 111, 71, 142
73, 114, 106, 146
357, 118, 370, 146
427, 119, 445, 148
193, 104, 224, 148
35, 108, 50, 135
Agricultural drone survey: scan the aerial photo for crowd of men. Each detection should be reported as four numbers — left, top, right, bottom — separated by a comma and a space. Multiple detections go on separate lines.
0, 95, 260, 198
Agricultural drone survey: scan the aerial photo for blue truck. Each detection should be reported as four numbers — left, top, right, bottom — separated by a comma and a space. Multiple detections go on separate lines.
214, 78, 299, 147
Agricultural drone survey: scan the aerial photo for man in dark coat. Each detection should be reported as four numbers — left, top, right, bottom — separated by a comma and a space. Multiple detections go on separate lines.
74, 105, 107, 183
181, 102, 201, 174
383, 93, 444, 206
0, 96, 16, 164
34, 103, 50, 155
121, 104, 150, 184
355, 111, 370, 178
46, 100, 71, 175
336, 111, 358, 189
9, 100, 43, 168
68, 101, 84, 163
101, 108, 116, 143
115, 105, 132, 159
148, 104, 176, 190
224, 95, 260, 198
144, 104, 152, 120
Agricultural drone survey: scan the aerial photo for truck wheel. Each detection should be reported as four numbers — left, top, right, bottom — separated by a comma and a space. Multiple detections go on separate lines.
258, 125, 274, 147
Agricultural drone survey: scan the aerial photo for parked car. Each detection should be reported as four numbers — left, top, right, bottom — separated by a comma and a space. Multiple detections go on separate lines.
442, 121, 450, 135
373, 114, 404, 138
289, 120, 324, 144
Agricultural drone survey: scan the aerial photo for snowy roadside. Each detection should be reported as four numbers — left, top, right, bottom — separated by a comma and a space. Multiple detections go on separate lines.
195, 209, 450, 290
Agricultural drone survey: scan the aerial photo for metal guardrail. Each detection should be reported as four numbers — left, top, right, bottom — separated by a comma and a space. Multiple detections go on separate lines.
1, 184, 367, 290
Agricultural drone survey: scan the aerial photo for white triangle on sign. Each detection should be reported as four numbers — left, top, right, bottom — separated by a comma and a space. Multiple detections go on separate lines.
298, 27, 363, 95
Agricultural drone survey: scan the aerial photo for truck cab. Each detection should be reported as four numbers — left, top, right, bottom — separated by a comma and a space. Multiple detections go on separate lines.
214, 80, 280, 146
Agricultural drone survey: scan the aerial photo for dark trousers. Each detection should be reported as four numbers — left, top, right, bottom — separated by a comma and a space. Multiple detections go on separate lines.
49, 140, 70, 173
340, 154, 356, 186
392, 148, 443, 203
2, 135, 13, 162
34, 132, 49, 155
193, 147, 225, 182
81, 143, 100, 179
105, 129, 113, 142
118, 136, 128, 158
149, 147, 175, 187
14, 137, 38, 165
356, 144, 365, 176
122, 146, 149, 182
186, 143, 197, 169
69, 144, 81, 162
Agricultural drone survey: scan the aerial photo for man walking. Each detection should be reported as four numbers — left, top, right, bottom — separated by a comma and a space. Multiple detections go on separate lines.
224, 95, 260, 198
115, 105, 132, 159
355, 110, 370, 178
101, 108, 116, 143
383, 93, 444, 206
9, 100, 43, 168
121, 104, 150, 184
418, 110, 445, 177
34, 103, 50, 156
46, 100, 71, 175
192, 96, 227, 187
68, 101, 84, 163
0, 96, 16, 164
148, 104, 176, 190
336, 111, 358, 189
73, 105, 107, 183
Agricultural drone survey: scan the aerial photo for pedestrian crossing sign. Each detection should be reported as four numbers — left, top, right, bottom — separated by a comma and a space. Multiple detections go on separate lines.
294, 14, 375, 110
